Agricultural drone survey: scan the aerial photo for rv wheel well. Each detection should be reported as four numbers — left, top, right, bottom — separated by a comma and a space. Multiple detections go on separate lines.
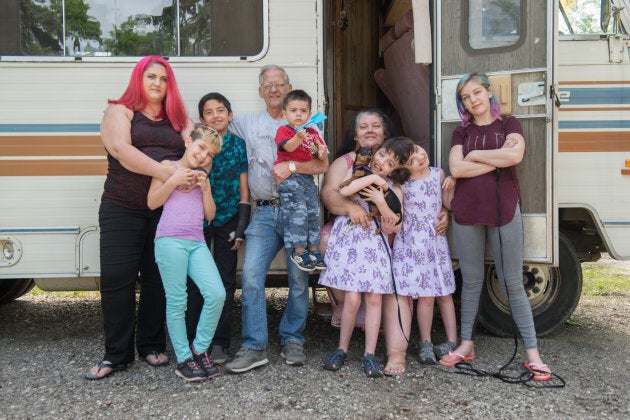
559, 207, 605, 262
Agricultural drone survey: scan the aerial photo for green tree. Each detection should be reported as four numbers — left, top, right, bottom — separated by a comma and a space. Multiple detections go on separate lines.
104, 11, 177, 57
54, 0, 102, 54
20, 0, 101, 56
20, 0, 62, 55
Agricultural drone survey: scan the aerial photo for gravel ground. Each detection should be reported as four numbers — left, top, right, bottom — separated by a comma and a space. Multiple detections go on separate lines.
1, 256, 629, 419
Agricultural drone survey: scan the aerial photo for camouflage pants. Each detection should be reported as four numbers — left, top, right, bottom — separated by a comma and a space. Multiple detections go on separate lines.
277, 173, 320, 250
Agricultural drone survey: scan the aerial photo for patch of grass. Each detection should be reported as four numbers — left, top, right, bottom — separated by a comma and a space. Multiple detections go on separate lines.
581, 264, 630, 297
29, 287, 99, 299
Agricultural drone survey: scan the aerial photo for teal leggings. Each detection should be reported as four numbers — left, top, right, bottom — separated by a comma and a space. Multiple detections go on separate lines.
155, 237, 225, 362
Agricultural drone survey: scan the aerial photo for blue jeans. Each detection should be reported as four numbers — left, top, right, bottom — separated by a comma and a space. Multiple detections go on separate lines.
155, 237, 225, 362
240, 205, 310, 349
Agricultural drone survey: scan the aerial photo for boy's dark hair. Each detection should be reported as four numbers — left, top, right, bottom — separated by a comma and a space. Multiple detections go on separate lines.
380, 136, 415, 185
198, 92, 232, 117
282, 89, 312, 110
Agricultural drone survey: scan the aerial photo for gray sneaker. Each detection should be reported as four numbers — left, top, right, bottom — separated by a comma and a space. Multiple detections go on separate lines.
433, 340, 456, 359
209, 345, 229, 365
280, 340, 306, 366
225, 347, 268, 373
418, 341, 437, 365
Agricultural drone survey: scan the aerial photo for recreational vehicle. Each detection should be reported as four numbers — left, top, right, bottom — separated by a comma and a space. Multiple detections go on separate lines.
1, 0, 628, 336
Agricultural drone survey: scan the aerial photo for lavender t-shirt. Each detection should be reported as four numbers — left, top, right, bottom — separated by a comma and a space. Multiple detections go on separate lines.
155, 186, 205, 242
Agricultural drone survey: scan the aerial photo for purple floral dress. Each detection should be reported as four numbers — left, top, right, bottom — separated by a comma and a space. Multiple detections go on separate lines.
319, 183, 395, 294
392, 167, 455, 297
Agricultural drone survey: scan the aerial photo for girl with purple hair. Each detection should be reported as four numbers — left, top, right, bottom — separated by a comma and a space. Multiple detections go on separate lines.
439, 73, 552, 381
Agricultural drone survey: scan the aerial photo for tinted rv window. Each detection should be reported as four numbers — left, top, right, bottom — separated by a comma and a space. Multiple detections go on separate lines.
467, 0, 523, 50
1, 0, 264, 58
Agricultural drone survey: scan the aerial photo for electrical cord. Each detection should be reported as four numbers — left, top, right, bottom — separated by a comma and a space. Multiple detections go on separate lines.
442, 167, 565, 388
378, 228, 410, 344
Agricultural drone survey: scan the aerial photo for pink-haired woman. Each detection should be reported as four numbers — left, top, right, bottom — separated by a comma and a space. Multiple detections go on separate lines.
86, 56, 195, 380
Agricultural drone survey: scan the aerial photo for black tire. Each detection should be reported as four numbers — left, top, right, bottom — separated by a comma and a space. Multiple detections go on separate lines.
0, 279, 35, 305
478, 233, 582, 337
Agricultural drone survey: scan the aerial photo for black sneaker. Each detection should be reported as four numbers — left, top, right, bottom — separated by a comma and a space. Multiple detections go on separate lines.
290, 250, 315, 272
309, 250, 327, 270
193, 351, 221, 379
175, 357, 207, 382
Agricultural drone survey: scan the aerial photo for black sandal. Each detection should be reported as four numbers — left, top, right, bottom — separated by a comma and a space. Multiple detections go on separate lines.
144, 351, 169, 367
362, 353, 384, 378
84, 361, 126, 380
323, 348, 347, 371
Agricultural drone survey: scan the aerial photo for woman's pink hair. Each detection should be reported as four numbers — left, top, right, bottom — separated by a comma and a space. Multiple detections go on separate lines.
108, 56, 188, 132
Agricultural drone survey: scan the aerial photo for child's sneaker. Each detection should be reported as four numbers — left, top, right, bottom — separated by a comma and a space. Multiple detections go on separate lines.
309, 250, 327, 270
175, 357, 207, 382
193, 350, 221, 379
433, 340, 456, 359
290, 250, 315, 272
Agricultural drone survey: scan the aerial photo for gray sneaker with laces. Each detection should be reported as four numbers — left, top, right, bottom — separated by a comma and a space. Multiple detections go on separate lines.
280, 340, 306, 365
224, 347, 268, 373
175, 357, 207, 382
209, 344, 229, 365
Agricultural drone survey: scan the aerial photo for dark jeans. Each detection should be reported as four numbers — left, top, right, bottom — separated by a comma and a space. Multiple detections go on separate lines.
99, 199, 166, 365
186, 215, 238, 349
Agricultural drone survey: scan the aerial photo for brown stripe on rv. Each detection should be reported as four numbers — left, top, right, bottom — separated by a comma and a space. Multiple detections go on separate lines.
0, 135, 105, 156
559, 131, 630, 152
0, 159, 107, 176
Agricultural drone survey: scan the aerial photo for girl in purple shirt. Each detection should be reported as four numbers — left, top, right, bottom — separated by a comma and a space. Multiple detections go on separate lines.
149, 126, 225, 382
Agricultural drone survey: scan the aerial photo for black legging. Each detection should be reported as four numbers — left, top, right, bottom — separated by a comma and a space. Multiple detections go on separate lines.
99, 199, 167, 365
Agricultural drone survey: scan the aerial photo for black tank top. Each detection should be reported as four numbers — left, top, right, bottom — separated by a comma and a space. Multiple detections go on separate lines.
102, 112, 185, 210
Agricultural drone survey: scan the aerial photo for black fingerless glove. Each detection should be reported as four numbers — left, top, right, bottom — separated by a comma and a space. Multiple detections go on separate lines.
233, 202, 251, 241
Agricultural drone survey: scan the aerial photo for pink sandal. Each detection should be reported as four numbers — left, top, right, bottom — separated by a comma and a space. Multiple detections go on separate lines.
438, 351, 475, 367
524, 362, 552, 381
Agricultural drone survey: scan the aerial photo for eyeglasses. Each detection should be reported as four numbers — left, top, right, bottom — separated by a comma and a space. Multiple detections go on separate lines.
261, 82, 288, 91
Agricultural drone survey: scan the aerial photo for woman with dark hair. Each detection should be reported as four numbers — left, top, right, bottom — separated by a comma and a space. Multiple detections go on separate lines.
86, 56, 195, 380
320, 109, 396, 327
439, 72, 551, 381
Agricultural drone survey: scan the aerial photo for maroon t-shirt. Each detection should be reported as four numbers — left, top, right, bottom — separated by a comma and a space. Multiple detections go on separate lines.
450, 116, 522, 227
102, 112, 185, 210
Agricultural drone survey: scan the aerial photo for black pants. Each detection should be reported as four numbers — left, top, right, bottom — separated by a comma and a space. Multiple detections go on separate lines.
186, 215, 238, 349
99, 199, 166, 365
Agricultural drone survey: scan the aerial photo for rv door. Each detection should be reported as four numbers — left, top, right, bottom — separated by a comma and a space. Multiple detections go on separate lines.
435, 0, 559, 335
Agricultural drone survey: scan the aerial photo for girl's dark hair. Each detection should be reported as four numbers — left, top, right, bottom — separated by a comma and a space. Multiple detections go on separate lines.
198, 92, 233, 117
380, 136, 415, 184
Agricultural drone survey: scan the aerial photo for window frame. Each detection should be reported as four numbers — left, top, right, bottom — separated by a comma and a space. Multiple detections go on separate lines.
460, 0, 527, 55
0, 0, 269, 63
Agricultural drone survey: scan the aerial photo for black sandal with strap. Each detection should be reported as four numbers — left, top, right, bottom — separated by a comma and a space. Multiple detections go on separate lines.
144, 351, 169, 367
84, 361, 126, 380
362, 353, 384, 378
323, 348, 347, 371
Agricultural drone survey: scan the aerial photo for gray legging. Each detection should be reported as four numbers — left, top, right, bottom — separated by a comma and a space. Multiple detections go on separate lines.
453, 206, 537, 349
